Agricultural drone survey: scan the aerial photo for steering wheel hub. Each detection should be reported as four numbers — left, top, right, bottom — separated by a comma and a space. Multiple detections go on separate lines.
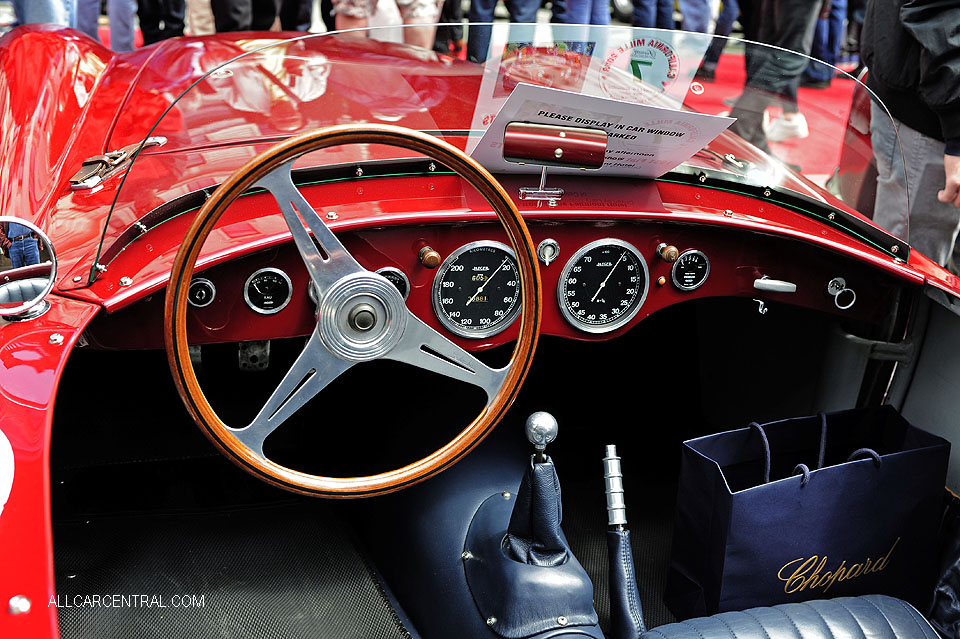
318, 272, 406, 362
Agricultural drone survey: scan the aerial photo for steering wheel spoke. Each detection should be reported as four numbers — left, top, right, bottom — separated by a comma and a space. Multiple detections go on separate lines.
386, 313, 507, 403
255, 162, 364, 297
233, 331, 355, 456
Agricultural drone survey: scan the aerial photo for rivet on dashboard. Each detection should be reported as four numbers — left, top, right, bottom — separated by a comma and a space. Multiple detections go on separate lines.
326, 211, 339, 220
723, 209, 734, 217
355, 167, 363, 177
94, 263, 107, 273
133, 221, 148, 234
49, 333, 64, 346
891, 245, 899, 254
698, 173, 707, 183
763, 188, 772, 197
554, 147, 563, 159
827, 212, 836, 221
119, 277, 133, 287
73, 276, 82, 283
657, 276, 666, 286
486, 617, 497, 627
548, 199, 558, 207
501, 491, 511, 499
8, 595, 31, 615
428, 162, 436, 172
558, 616, 568, 626
461, 551, 474, 561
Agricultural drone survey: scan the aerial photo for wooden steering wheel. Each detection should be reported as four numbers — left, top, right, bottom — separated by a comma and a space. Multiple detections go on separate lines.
164, 124, 542, 498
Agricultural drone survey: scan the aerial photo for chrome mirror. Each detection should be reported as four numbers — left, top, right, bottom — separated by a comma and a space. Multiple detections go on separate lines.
0, 216, 56, 321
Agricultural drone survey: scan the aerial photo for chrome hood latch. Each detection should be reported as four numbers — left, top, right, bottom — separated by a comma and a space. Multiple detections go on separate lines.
70, 136, 167, 190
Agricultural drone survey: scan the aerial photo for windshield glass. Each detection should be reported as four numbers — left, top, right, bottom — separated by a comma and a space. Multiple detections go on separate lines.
93, 24, 908, 279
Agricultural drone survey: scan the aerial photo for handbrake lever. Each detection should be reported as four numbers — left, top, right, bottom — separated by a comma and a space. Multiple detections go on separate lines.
605, 444, 647, 638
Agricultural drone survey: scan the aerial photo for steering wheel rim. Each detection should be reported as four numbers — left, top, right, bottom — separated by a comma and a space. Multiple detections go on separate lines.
164, 124, 542, 498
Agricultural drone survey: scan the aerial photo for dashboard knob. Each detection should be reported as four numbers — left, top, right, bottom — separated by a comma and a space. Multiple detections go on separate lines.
419, 246, 441, 269
657, 243, 679, 263
525, 411, 558, 454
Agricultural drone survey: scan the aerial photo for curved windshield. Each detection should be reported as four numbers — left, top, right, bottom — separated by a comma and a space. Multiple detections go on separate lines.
92, 24, 909, 280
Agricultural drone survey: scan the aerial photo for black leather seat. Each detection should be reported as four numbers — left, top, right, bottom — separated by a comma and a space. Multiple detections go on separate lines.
641, 596, 938, 639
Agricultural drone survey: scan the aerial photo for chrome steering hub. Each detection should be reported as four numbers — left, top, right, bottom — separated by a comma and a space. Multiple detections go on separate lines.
318, 272, 407, 362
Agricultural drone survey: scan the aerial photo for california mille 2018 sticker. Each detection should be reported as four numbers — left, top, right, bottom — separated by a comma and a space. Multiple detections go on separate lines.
600, 37, 680, 102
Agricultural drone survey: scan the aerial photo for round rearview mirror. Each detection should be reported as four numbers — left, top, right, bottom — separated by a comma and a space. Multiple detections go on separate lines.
0, 216, 57, 321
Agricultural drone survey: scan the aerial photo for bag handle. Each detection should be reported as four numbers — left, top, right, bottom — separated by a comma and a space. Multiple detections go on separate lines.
847, 447, 882, 468
751, 413, 828, 486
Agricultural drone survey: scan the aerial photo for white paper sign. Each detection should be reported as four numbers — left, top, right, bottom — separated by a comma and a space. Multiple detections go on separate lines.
470, 83, 735, 179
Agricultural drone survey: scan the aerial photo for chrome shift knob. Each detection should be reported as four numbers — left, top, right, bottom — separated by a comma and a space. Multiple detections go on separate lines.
525, 411, 558, 453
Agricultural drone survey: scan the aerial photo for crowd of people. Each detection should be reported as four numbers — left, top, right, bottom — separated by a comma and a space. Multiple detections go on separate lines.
9, 0, 959, 270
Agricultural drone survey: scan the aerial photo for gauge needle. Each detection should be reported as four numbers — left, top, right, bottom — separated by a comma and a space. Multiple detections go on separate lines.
591, 251, 626, 302
466, 258, 509, 306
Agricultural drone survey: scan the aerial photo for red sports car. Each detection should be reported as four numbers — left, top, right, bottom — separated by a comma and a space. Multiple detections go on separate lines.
0, 21, 956, 639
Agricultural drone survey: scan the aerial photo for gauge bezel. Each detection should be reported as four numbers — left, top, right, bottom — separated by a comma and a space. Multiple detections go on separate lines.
244, 267, 293, 315
557, 238, 650, 334
431, 240, 522, 339
670, 249, 710, 291
375, 266, 411, 301
187, 277, 216, 308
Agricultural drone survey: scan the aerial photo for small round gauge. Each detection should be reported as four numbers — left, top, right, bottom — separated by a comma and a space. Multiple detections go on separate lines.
557, 239, 649, 334
671, 250, 710, 291
244, 268, 293, 315
432, 240, 522, 338
376, 267, 410, 301
188, 278, 216, 308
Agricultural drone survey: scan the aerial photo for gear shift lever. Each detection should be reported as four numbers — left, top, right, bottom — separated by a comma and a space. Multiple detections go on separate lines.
504, 411, 567, 566
525, 411, 558, 463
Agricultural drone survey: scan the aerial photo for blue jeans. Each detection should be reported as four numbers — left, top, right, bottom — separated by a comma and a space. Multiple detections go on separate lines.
77, 0, 137, 51
13, 0, 77, 26
467, 0, 539, 63
804, 0, 846, 82
703, 0, 739, 65
678, 0, 711, 32
564, 0, 611, 25
9, 237, 40, 269
631, 0, 672, 28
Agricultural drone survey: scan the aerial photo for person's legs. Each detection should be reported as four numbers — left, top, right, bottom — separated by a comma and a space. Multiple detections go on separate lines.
589, 0, 610, 25
107, 0, 138, 50
467, 0, 498, 61
655, 0, 672, 27
76, 0, 101, 41
700, 0, 738, 76
210, 0, 252, 30
279, 0, 312, 29
250, 0, 281, 29
631, 0, 655, 27
137, 0, 163, 43
161, 0, 186, 37
14, 0, 70, 25
397, 0, 441, 48
677, 0, 710, 32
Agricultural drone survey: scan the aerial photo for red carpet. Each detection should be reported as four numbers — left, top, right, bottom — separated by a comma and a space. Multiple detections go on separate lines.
684, 50, 857, 179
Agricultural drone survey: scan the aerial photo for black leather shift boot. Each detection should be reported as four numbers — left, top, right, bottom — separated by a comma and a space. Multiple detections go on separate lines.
503, 454, 568, 567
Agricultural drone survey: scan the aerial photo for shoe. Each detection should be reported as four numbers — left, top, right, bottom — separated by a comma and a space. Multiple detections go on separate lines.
765, 113, 809, 142
695, 64, 716, 82
800, 77, 831, 89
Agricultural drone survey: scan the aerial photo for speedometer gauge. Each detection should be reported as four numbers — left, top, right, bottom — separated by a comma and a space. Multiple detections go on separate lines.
432, 241, 522, 338
557, 239, 649, 333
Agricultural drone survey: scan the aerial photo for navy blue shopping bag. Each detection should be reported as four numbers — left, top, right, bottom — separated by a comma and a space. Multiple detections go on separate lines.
665, 405, 950, 620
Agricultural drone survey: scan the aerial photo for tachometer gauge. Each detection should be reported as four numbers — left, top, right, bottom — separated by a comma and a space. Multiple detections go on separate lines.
432, 241, 522, 338
671, 249, 710, 291
244, 268, 293, 315
557, 239, 649, 333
